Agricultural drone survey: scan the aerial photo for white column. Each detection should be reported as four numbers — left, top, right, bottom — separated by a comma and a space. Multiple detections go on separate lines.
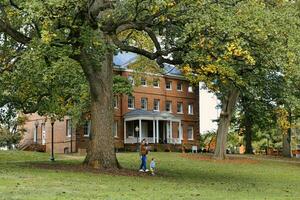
179, 121, 182, 144
170, 120, 173, 144
156, 120, 159, 143
124, 120, 127, 144
139, 119, 142, 143
153, 120, 156, 144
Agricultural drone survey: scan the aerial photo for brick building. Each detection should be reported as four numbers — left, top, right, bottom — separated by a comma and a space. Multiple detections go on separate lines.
21, 52, 200, 153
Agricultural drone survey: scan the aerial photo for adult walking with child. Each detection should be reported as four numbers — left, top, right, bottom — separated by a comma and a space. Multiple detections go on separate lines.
139, 139, 149, 172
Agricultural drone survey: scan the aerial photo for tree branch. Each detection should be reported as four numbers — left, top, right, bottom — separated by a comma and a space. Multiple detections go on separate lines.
0, 19, 31, 44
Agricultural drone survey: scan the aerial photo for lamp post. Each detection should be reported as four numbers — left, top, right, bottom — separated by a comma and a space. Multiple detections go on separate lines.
50, 118, 55, 162
135, 126, 139, 152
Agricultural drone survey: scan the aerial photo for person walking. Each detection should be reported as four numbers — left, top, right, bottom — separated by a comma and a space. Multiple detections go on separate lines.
139, 139, 149, 172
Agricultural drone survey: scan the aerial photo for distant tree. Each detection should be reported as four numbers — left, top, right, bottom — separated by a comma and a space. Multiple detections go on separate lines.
181, 1, 300, 159
0, 106, 24, 149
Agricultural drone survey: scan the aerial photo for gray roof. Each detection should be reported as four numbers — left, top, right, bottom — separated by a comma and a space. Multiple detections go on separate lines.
113, 52, 183, 76
124, 109, 179, 120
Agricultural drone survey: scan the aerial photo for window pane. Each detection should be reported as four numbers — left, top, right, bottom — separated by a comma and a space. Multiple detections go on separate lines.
166, 81, 172, 90
141, 98, 147, 110
113, 121, 118, 137
188, 104, 193, 114
128, 96, 135, 109
114, 96, 118, 108
84, 120, 91, 136
166, 101, 172, 112
177, 102, 183, 113
154, 99, 160, 111
188, 126, 193, 140
153, 79, 159, 87
66, 119, 72, 136
177, 83, 182, 91
128, 75, 134, 85
141, 78, 147, 86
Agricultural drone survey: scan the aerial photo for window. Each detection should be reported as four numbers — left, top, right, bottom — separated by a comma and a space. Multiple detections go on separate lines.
141, 77, 147, 86
127, 121, 134, 137
84, 120, 91, 137
188, 85, 193, 93
128, 96, 135, 109
177, 102, 183, 113
188, 104, 194, 115
33, 125, 38, 143
166, 101, 172, 113
177, 82, 183, 91
128, 75, 134, 85
153, 99, 160, 111
141, 98, 148, 110
187, 126, 194, 140
166, 81, 172, 90
153, 79, 160, 88
66, 119, 72, 137
41, 123, 46, 145
113, 121, 118, 137
113, 96, 118, 109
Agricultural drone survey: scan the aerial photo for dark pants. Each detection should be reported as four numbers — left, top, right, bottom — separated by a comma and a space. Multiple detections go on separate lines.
139, 155, 147, 170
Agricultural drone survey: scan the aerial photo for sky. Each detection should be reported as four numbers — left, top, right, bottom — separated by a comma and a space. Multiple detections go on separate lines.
199, 84, 220, 134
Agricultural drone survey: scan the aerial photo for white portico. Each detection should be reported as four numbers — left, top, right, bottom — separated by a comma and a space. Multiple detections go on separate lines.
124, 110, 183, 144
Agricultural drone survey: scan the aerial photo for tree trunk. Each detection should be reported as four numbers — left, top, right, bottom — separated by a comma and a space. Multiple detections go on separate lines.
213, 88, 240, 160
282, 111, 292, 157
79, 39, 119, 169
244, 113, 253, 154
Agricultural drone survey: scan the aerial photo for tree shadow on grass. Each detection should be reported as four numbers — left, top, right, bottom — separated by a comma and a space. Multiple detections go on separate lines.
16, 160, 155, 178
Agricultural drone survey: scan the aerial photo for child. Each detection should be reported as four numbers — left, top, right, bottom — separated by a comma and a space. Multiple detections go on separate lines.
150, 158, 156, 176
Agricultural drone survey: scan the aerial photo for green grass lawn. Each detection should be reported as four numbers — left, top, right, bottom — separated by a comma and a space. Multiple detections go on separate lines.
0, 151, 300, 200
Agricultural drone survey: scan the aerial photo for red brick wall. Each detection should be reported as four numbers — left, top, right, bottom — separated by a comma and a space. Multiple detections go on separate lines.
22, 114, 77, 154
22, 70, 200, 153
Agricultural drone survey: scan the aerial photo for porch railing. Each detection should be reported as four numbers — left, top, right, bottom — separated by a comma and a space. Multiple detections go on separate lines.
125, 137, 181, 144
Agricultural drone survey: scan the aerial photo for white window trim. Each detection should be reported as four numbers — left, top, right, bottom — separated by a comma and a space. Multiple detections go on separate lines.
154, 99, 160, 111
84, 121, 91, 137
153, 80, 160, 88
114, 96, 118, 109
128, 75, 135, 86
177, 83, 183, 91
33, 126, 38, 143
141, 78, 147, 87
141, 98, 148, 110
177, 103, 183, 114
166, 81, 172, 90
166, 101, 172, 113
188, 85, 193, 93
41, 123, 46, 145
114, 121, 118, 138
66, 119, 72, 137
188, 126, 194, 140
128, 96, 135, 109
188, 104, 194, 115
